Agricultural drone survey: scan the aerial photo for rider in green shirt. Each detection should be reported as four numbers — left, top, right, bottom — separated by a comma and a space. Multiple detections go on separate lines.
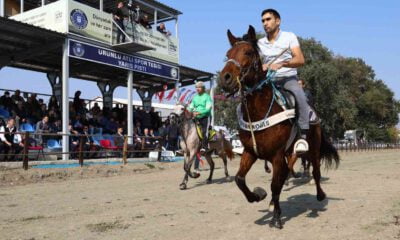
188, 81, 213, 153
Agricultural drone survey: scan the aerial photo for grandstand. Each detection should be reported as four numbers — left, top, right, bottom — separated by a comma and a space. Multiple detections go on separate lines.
0, 0, 214, 161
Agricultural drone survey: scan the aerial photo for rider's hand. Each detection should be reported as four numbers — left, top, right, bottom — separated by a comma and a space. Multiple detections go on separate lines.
269, 63, 284, 71
193, 112, 200, 117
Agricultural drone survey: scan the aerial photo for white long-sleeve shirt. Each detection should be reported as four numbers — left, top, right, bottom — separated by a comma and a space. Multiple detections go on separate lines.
0, 126, 22, 144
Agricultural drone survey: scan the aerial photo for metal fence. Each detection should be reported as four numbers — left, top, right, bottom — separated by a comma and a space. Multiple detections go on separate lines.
0, 131, 163, 170
333, 141, 400, 152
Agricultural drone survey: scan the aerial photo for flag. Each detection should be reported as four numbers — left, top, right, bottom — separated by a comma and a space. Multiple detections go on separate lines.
165, 88, 176, 101
185, 91, 197, 103
179, 89, 191, 102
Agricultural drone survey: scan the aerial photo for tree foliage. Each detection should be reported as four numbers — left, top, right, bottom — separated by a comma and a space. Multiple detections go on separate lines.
214, 36, 399, 141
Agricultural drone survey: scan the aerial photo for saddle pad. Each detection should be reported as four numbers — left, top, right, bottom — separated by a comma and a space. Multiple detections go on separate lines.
196, 125, 217, 141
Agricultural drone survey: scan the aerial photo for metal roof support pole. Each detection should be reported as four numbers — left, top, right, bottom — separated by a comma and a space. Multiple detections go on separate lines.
153, 10, 158, 27
127, 71, 133, 144
210, 76, 215, 126
47, 72, 62, 106
62, 38, 70, 160
175, 16, 178, 38
0, 0, 4, 17
97, 82, 118, 111
137, 88, 155, 112
99, 0, 103, 11
41, 0, 45, 6
20, 0, 24, 13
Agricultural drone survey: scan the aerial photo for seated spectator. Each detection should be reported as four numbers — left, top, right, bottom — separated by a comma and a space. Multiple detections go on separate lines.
114, 127, 125, 147
142, 128, 156, 149
82, 125, 97, 158
0, 118, 23, 161
50, 119, 62, 134
156, 23, 171, 36
139, 14, 152, 29
12, 101, 27, 120
11, 90, 25, 105
0, 91, 13, 111
69, 124, 80, 159
72, 115, 84, 132
105, 117, 118, 134
35, 115, 50, 145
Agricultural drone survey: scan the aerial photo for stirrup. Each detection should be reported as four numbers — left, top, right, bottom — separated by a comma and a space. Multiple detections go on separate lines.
294, 139, 309, 154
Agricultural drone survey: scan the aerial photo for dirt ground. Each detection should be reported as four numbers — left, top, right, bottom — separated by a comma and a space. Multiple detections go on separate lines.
1, 150, 400, 240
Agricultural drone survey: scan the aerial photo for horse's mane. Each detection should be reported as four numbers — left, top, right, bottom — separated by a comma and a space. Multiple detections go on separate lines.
240, 34, 259, 52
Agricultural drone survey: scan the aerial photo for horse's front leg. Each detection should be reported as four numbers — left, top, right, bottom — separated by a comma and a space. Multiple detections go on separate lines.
180, 152, 200, 190
269, 150, 289, 229
235, 150, 267, 203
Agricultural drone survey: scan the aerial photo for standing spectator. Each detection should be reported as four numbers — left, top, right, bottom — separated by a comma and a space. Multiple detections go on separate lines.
48, 95, 59, 110
0, 91, 13, 111
114, 1, 127, 43
0, 118, 23, 161
73, 91, 83, 114
158, 121, 168, 148
139, 14, 152, 29
166, 119, 179, 152
11, 90, 25, 104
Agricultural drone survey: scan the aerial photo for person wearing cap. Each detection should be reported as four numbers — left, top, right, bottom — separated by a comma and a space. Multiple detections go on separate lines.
188, 81, 213, 153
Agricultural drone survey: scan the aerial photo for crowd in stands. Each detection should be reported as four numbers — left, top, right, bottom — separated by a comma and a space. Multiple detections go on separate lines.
0, 90, 181, 161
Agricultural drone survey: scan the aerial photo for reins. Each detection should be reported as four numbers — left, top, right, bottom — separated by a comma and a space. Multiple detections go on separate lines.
227, 45, 289, 156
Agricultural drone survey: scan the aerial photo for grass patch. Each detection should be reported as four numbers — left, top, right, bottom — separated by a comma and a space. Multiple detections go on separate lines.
86, 220, 130, 233
144, 163, 155, 169
21, 215, 46, 222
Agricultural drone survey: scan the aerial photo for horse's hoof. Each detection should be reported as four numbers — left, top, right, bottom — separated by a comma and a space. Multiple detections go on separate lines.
179, 183, 187, 190
206, 179, 212, 184
317, 191, 326, 201
253, 187, 267, 202
265, 168, 271, 174
269, 218, 283, 229
292, 172, 301, 178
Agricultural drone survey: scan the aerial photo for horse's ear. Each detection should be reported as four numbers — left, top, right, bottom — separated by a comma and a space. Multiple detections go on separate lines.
227, 29, 238, 46
247, 25, 257, 41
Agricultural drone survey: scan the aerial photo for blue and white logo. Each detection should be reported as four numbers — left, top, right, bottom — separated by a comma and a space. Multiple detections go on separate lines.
70, 9, 88, 30
170, 68, 178, 79
72, 42, 85, 57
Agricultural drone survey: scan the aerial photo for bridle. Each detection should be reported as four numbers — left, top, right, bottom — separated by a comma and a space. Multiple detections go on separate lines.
224, 41, 262, 94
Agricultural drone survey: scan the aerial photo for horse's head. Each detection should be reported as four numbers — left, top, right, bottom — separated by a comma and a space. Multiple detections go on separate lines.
219, 25, 263, 95
172, 103, 193, 123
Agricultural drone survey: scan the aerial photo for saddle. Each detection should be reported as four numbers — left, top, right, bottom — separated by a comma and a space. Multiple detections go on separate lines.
275, 86, 320, 125
195, 124, 217, 141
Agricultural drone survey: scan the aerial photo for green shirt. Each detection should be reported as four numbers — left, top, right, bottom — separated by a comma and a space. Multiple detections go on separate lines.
188, 92, 212, 119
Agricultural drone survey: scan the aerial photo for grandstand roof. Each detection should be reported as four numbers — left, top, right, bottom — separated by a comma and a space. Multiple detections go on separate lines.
0, 17, 213, 91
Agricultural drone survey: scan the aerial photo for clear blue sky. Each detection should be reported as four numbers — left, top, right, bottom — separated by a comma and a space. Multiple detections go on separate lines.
1, 0, 399, 100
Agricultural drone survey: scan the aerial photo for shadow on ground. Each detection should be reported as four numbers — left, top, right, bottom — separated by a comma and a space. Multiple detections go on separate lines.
254, 193, 344, 227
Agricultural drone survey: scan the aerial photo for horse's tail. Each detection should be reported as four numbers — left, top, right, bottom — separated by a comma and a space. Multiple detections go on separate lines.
320, 131, 340, 169
223, 139, 234, 161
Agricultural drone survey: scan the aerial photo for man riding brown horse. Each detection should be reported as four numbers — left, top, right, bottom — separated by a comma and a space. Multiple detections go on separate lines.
218, 8, 340, 229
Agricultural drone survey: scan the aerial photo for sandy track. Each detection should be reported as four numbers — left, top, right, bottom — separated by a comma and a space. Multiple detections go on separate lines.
1, 150, 400, 240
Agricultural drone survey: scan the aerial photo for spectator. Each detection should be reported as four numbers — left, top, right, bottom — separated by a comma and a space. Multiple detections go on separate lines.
82, 125, 96, 158
0, 91, 13, 111
114, 1, 127, 44
73, 91, 83, 114
48, 95, 59, 110
142, 128, 155, 149
157, 23, 171, 36
69, 124, 80, 159
11, 90, 25, 104
35, 115, 50, 145
0, 118, 23, 161
166, 119, 179, 151
114, 126, 125, 147
139, 14, 152, 29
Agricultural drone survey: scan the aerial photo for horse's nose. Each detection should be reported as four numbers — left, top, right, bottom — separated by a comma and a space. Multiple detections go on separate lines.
223, 72, 232, 82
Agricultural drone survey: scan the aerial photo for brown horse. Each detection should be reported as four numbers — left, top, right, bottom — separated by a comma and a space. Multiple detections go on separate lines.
218, 25, 340, 229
